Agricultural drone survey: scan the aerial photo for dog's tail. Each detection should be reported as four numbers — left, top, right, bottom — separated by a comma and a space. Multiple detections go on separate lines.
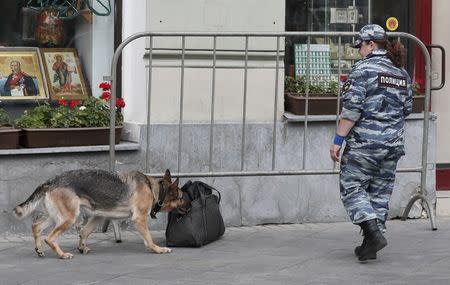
13, 184, 48, 219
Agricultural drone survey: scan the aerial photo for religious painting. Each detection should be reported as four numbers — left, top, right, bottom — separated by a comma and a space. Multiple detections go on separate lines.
40, 48, 90, 100
0, 47, 48, 100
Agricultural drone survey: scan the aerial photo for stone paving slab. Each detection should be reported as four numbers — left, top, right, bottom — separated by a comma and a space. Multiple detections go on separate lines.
0, 218, 449, 285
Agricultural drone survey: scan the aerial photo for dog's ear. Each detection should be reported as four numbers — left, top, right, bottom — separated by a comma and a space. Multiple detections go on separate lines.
169, 178, 180, 195
171, 178, 179, 188
163, 169, 172, 183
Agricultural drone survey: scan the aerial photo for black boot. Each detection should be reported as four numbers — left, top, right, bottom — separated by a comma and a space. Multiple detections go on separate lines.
354, 234, 372, 259
354, 229, 377, 260
355, 219, 387, 257
356, 219, 387, 261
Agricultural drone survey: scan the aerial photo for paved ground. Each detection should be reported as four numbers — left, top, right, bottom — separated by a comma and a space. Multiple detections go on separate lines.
1, 217, 449, 285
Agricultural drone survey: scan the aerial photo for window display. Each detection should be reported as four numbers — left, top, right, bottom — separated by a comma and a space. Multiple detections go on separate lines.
285, 0, 414, 78
0, 0, 116, 103
284, 0, 416, 115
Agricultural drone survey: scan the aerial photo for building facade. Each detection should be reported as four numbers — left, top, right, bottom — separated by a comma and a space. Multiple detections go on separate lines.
0, 0, 445, 233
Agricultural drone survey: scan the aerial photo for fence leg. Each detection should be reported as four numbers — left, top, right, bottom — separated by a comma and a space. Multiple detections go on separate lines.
111, 220, 122, 242
401, 194, 437, 231
102, 219, 123, 242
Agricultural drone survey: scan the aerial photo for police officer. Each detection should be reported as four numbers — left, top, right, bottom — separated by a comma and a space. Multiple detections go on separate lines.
329, 24, 413, 261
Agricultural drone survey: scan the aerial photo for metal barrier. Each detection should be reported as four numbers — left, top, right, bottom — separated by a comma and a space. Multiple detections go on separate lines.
106, 31, 436, 230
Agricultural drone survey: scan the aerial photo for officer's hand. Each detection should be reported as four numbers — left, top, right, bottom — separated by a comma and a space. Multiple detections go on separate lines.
330, 144, 341, 162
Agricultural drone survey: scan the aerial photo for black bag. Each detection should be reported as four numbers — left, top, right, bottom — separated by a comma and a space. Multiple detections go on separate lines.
165, 180, 225, 247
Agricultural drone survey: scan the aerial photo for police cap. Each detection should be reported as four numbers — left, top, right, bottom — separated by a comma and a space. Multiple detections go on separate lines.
352, 24, 387, 48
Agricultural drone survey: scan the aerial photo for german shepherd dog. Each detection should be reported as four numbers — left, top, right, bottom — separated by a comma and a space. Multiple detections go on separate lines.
14, 169, 185, 259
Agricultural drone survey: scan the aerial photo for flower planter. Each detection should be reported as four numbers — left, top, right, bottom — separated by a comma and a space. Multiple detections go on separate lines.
412, 95, 425, 113
21, 127, 122, 148
285, 93, 426, 115
284, 93, 340, 115
0, 127, 21, 149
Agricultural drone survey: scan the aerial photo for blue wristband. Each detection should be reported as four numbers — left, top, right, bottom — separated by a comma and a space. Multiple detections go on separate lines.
333, 134, 345, 146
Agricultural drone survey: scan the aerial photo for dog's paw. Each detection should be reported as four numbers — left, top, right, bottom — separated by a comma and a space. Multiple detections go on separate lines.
60, 252, 74, 259
77, 246, 91, 254
154, 246, 172, 254
35, 248, 45, 257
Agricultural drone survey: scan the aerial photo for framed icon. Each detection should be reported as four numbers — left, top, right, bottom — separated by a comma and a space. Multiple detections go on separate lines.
0, 47, 48, 100
40, 48, 90, 100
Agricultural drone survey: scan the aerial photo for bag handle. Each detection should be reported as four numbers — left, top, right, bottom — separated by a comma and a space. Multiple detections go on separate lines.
181, 180, 193, 192
199, 190, 208, 241
198, 181, 221, 204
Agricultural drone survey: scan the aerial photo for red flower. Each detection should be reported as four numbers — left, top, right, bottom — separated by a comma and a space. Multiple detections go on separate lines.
115, 98, 126, 108
69, 100, 80, 109
58, 99, 68, 106
100, 91, 111, 101
99, 82, 111, 91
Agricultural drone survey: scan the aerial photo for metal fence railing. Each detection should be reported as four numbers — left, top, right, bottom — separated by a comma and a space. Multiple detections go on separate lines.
105, 31, 436, 231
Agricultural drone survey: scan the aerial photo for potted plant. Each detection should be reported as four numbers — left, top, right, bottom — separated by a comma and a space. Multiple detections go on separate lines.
284, 76, 340, 115
0, 108, 21, 149
412, 81, 425, 113
285, 76, 425, 115
15, 82, 126, 148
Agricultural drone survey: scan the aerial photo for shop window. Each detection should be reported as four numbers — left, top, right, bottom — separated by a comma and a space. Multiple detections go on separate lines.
284, 0, 415, 115
0, 1, 117, 112
0, 0, 121, 151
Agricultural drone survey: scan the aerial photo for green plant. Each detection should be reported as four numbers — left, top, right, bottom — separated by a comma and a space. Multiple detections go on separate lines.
284, 76, 338, 95
16, 82, 125, 128
412, 82, 422, 96
328, 80, 339, 95
0, 108, 12, 127
15, 104, 53, 128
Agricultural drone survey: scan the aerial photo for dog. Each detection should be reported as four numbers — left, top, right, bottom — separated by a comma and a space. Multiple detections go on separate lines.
14, 169, 185, 259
